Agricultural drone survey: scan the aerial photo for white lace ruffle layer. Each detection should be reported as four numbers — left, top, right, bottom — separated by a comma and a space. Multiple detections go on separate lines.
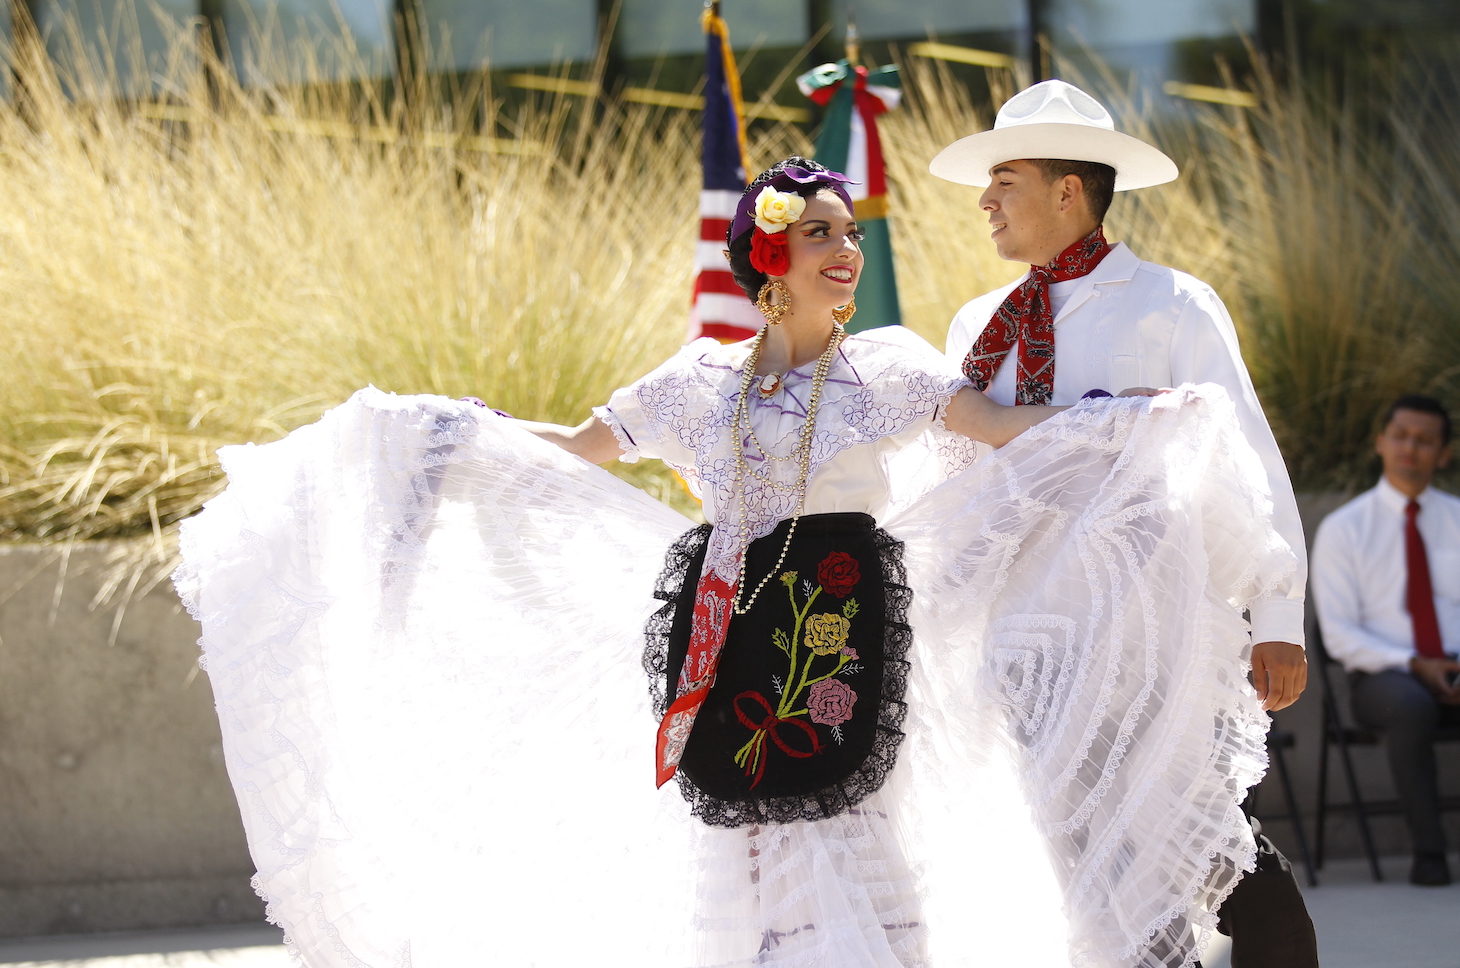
175, 384, 1293, 968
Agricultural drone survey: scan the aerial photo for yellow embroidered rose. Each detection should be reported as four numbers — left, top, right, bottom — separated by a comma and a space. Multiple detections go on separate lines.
804, 612, 851, 656
753, 187, 806, 234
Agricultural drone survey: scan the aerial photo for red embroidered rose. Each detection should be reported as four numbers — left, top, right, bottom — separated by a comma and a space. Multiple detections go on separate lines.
749, 227, 790, 276
807, 678, 857, 727
817, 551, 860, 598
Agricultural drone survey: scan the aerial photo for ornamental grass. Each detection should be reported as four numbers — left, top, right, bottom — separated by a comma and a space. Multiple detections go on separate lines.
1, 11, 1458, 610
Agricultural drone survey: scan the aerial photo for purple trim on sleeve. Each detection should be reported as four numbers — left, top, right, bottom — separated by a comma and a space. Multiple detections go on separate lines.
592, 405, 641, 463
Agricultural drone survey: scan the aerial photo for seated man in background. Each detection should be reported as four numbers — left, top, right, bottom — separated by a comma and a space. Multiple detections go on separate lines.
1313, 394, 1460, 886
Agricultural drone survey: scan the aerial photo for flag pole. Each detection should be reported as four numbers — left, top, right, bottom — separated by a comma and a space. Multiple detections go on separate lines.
690, 0, 760, 344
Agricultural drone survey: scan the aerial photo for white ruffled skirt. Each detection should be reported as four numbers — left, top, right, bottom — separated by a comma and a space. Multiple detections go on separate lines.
175, 386, 1294, 968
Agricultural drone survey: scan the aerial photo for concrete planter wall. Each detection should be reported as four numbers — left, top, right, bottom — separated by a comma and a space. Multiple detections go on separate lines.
0, 543, 261, 938
1, 496, 1458, 937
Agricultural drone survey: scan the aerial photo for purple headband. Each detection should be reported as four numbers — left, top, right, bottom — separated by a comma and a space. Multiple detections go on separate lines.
729, 165, 858, 241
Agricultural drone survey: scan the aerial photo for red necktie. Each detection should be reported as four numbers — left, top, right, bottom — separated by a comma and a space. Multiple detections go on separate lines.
1405, 499, 1446, 659
961, 226, 1112, 406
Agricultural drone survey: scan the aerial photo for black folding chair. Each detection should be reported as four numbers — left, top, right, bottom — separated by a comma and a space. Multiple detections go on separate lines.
1244, 724, 1318, 887
1311, 625, 1460, 882
1312, 626, 1385, 880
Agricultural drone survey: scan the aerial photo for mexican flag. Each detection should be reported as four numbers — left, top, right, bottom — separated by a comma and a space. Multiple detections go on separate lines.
797, 60, 902, 333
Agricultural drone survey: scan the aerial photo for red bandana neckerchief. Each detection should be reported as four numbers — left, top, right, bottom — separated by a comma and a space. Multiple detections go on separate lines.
962, 226, 1112, 406
655, 569, 738, 787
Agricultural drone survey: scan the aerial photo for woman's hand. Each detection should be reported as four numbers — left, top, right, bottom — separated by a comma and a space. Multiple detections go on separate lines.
944, 385, 1067, 448
1116, 387, 1171, 397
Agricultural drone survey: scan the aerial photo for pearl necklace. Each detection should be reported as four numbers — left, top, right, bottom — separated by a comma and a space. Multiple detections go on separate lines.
730, 323, 847, 616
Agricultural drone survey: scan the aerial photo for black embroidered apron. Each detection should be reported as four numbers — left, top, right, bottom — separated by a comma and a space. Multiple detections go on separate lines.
645, 513, 912, 828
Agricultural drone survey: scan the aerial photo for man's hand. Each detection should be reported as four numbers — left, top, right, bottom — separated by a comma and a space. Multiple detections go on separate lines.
1409, 655, 1460, 704
1252, 641, 1307, 711
1115, 386, 1173, 397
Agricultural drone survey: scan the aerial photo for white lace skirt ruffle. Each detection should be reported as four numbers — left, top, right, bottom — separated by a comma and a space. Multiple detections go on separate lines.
175, 386, 1293, 968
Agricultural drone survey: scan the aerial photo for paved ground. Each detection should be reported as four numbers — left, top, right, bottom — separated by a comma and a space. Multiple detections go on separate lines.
0, 856, 1454, 967
0, 925, 287, 968
1201, 855, 1459, 968
1300, 855, 1460, 968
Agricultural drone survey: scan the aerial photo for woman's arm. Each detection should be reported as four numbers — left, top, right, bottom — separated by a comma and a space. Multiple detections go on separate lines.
943, 385, 1165, 447
515, 416, 625, 464
942, 385, 1066, 447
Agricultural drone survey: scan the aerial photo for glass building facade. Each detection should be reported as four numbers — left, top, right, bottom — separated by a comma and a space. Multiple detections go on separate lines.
7, 0, 1459, 97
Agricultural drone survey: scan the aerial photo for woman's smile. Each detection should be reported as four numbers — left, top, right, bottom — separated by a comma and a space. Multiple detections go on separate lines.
821, 266, 854, 283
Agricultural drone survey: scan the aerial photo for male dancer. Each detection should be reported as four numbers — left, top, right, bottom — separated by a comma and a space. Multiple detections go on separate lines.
932, 81, 1317, 967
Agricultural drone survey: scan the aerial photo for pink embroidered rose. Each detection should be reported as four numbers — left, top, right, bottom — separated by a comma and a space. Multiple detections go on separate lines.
816, 552, 860, 597
807, 678, 857, 727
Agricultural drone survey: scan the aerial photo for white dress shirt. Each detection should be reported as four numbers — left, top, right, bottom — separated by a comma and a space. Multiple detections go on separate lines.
1312, 478, 1460, 673
944, 241, 1307, 647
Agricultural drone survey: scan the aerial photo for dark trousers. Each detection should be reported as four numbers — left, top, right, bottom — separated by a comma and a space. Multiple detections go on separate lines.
1350, 667, 1460, 853
1210, 818, 1320, 968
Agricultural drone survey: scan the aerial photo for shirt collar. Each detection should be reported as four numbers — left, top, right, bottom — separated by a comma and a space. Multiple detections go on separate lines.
1047, 242, 1141, 325
1086, 241, 1140, 283
1376, 475, 1432, 513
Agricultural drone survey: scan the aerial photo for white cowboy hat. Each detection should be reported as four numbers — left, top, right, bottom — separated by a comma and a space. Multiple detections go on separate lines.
929, 80, 1178, 191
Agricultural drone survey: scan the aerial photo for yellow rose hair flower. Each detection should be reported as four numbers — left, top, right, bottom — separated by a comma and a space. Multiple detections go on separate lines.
753, 187, 806, 234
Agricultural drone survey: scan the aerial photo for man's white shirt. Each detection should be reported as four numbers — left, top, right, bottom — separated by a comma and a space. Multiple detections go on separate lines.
1312, 478, 1460, 672
944, 241, 1307, 647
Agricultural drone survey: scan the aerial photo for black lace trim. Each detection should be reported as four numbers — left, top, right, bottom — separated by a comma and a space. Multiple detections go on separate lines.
644, 524, 712, 721
644, 523, 912, 828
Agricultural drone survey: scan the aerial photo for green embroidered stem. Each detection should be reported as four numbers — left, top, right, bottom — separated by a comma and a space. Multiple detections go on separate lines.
800, 655, 852, 693
777, 582, 821, 718
734, 730, 767, 773
782, 580, 802, 702
737, 569, 858, 784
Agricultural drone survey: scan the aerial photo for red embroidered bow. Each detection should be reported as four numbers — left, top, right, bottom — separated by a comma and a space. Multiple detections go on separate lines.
733, 691, 822, 788
962, 226, 1111, 406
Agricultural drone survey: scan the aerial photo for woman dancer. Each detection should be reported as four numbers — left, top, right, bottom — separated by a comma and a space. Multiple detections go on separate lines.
177, 159, 1296, 967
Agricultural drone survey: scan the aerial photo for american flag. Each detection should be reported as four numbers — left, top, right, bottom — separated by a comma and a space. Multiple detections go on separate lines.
688, 3, 758, 343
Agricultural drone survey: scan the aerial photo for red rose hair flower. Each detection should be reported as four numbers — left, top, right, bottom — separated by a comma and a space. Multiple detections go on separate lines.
749, 227, 790, 276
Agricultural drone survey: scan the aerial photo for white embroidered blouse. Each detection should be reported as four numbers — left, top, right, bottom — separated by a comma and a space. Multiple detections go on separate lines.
595, 326, 975, 580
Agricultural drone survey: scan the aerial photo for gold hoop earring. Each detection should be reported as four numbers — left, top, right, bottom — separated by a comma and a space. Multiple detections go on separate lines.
756, 278, 791, 325
831, 297, 856, 327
